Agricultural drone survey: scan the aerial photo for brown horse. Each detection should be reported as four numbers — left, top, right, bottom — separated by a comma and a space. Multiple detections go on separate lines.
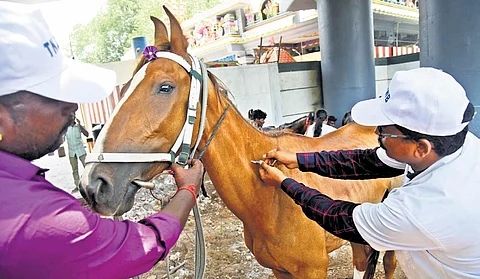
275, 115, 309, 134
81, 8, 398, 279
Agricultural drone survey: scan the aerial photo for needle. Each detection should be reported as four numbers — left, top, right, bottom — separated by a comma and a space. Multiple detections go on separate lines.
251, 160, 277, 166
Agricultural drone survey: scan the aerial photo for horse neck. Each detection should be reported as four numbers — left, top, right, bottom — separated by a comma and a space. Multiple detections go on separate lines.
196, 89, 277, 217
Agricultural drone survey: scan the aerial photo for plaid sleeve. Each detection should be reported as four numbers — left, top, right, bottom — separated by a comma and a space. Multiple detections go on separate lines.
281, 178, 368, 244
296, 147, 404, 180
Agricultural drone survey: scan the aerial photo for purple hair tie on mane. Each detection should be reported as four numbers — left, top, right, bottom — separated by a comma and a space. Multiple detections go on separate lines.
143, 46, 158, 61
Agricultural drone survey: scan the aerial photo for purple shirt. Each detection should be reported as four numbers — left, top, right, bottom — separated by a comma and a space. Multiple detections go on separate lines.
0, 150, 182, 279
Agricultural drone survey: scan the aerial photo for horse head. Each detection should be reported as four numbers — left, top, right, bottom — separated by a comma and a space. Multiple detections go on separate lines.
81, 7, 211, 216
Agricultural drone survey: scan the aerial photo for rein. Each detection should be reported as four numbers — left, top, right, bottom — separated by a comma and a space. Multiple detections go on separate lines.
84, 49, 228, 279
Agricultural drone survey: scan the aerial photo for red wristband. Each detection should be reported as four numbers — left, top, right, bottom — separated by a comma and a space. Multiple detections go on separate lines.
177, 184, 197, 203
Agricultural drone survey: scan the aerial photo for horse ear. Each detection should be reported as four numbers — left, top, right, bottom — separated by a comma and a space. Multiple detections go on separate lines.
150, 16, 169, 48
163, 6, 190, 61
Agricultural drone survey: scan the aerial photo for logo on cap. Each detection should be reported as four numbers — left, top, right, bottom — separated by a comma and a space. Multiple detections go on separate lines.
384, 89, 390, 103
43, 37, 59, 57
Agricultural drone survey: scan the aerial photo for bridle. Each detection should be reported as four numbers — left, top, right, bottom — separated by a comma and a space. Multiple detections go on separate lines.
85, 50, 208, 166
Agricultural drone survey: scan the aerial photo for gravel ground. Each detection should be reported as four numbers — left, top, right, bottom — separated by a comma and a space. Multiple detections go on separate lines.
119, 174, 406, 279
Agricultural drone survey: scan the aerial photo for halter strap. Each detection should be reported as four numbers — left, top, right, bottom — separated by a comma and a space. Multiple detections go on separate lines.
85, 51, 204, 165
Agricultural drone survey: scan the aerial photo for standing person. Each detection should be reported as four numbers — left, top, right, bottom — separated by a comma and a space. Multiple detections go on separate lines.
0, 3, 205, 278
66, 117, 88, 193
258, 68, 480, 278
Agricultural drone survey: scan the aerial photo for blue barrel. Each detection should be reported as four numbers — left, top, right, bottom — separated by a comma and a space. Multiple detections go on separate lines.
132, 36, 147, 59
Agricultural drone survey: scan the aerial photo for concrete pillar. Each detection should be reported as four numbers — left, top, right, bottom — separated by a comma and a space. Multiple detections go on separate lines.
420, 0, 480, 136
317, 0, 375, 126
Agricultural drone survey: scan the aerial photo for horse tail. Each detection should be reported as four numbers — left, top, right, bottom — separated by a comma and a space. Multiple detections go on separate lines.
364, 248, 380, 279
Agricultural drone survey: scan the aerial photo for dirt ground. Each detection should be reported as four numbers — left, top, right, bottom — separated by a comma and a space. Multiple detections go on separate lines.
135, 178, 407, 279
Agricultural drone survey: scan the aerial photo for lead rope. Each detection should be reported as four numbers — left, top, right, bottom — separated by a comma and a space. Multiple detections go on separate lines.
190, 59, 208, 279
160, 103, 230, 279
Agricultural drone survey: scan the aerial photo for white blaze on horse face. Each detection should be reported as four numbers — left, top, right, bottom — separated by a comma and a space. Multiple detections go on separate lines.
91, 63, 149, 154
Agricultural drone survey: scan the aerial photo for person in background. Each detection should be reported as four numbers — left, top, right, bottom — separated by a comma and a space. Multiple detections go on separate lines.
327, 115, 337, 127
305, 109, 336, 137
304, 112, 315, 135
342, 110, 354, 126
66, 116, 89, 193
248, 109, 267, 130
258, 67, 480, 278
0, 3, 205, 278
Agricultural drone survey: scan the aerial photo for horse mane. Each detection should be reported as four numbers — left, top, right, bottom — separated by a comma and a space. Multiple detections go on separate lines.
207, 71, 292, 137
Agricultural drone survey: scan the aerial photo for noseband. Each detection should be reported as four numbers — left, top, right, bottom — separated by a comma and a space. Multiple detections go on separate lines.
85, 50, 209, 166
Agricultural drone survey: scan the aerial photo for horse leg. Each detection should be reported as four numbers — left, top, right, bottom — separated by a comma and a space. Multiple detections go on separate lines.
350, 242, 370, 279
271, 269, 295, 279
383, 251, 397, 279
271, 262, 328, 279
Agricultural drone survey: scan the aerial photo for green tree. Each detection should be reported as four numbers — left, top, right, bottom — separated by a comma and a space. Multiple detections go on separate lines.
71, 0, 164, 63
184, 0, 222, 21
70, 0, 222, 63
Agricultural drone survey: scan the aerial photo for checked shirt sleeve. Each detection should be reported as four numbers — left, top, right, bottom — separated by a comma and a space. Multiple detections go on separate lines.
281, 178, 368, 244
297, 148, 404, 180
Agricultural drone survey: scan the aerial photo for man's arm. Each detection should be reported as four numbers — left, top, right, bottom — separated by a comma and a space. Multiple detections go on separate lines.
280, 178, 441, 251
297, 148, 404, 180
281, 178, 368, 244
17, 191, 182, 279
76, 118, 89, 137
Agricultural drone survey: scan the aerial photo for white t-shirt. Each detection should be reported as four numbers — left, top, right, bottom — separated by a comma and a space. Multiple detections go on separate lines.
320, 124, 337, 136
353, 132, 480, 278
304, 123, 337, 137
304, 123, 315, 137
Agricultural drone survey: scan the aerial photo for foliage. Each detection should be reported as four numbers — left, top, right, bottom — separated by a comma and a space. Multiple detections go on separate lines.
70, 0, 222, 64
184, 0, 222, 20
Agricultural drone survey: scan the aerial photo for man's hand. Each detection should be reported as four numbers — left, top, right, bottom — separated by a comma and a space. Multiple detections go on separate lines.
259, 161, 288, 188
263, 147, 299, 169
76, 118, 81, 125
170, 160, 204, 195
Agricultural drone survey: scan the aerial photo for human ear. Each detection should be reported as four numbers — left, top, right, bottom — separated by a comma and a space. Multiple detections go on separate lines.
0, 104, 15, 145
414, 139, 433, 158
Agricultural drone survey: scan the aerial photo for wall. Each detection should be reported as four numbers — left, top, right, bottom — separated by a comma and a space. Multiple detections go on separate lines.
210, 61, 321, 126
278, 62, 321, 123
209, 63, 281, 127
375, 53, 420, 97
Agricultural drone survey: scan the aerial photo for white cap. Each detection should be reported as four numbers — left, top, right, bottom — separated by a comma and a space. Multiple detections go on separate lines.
352, 67, 474, 136
0, 2, 116, 103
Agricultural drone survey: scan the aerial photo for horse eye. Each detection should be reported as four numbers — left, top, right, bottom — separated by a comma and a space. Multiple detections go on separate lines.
157, 84, 174, 94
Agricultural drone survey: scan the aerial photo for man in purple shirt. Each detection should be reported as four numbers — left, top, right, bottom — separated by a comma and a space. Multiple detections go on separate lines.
0, 3, 204, 278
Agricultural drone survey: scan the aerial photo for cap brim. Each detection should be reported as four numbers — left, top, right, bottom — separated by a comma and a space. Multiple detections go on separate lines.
351, 98, 395, 127
28, 59, 117, 104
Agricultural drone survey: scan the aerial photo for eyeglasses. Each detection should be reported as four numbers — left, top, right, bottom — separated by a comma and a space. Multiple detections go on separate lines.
375, 127, 410, 139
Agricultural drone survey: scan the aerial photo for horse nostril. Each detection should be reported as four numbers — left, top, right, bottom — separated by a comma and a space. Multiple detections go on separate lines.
85, 174, 114, 205
97, 176, 110, 195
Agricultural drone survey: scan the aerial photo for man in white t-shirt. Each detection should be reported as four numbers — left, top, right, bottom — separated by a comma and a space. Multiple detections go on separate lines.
258, 67, 480, 278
